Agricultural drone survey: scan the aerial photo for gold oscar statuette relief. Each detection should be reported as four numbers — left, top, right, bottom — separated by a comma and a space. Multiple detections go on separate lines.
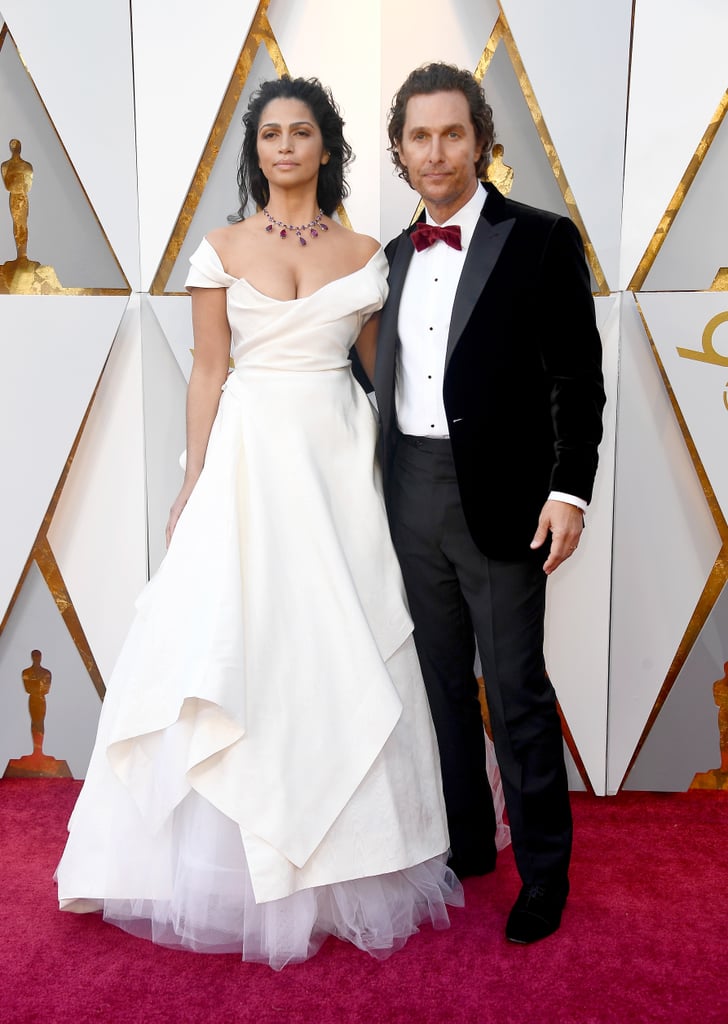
691, 661, 728, 791
0, 138, 64, 294
485, 144, 514, 196
3, 650, 72, 778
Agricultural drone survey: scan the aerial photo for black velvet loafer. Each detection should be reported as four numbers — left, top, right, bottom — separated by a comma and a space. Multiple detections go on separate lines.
505, 882, 569, 944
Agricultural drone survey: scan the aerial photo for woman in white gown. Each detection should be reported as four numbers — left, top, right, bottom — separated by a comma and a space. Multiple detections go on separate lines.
55, 76, 463, 969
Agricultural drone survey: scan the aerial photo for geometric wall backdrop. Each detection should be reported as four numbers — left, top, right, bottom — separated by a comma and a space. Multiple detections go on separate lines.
625, 579, 728, 791
147, 295, 196, 382
617, 291, 728, 790
45, 303, 148, 682
140, 296, 187, 576
546, 293, 619, 795
621, 0, 728, 291
132, 0, 261, 290
0, 297, 129, 624
609, 296, 724, 793
639, 98, 728, 293
501, 0, 631, 291
2, 0, 727, 792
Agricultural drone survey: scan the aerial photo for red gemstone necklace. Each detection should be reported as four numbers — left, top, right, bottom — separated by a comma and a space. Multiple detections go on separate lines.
263, 207, 328, 246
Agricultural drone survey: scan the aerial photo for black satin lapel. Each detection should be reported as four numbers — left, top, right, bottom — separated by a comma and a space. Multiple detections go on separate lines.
375, 232, 413, 431
383, 230, 415, 327
445, 215, 515, 370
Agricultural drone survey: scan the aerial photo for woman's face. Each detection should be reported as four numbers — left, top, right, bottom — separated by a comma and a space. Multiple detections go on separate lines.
256, 97, 329, 195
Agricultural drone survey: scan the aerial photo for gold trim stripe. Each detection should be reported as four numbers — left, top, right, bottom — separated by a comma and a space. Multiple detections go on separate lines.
34, 537, 105, 700
629, 90, 728, 292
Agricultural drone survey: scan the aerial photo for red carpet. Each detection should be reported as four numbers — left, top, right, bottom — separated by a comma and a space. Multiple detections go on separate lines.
1, 780, 726, 1024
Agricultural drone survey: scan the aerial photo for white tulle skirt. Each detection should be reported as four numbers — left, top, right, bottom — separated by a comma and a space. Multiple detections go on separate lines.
62, 789, 462, 970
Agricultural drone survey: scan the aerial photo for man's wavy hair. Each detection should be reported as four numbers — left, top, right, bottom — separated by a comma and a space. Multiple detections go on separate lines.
234, 75, 352, 219
387, 63, 495, 184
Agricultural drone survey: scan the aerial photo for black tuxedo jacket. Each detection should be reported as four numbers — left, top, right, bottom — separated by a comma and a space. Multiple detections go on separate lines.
374, 183, 606, 560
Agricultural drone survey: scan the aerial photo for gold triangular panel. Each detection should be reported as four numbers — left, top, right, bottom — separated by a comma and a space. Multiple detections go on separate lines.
0, 21, 129, 294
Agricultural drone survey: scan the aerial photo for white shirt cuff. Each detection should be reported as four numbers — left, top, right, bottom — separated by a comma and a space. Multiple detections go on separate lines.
548, 491, 587, 513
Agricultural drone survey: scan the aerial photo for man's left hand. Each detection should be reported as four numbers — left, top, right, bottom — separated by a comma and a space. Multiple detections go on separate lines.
530, 500, 584, 575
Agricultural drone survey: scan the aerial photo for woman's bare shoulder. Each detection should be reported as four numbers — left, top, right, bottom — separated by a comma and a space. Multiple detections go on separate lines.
356, 232, 383, 260
327, 223, 381, 260
206, 219, 256, 253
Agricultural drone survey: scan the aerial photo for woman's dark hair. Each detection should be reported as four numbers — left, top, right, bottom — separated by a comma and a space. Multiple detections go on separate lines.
387, 62, 495, 183
234, 76, 352, 219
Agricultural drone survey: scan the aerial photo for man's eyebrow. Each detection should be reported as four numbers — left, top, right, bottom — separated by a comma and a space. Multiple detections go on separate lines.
406, 122, 467, 134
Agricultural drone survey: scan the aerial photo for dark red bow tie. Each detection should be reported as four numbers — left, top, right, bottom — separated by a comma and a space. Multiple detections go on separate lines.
411, 223, 462, 252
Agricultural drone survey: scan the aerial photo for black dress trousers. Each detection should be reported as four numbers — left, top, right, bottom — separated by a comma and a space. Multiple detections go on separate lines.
389, 433, 572, 886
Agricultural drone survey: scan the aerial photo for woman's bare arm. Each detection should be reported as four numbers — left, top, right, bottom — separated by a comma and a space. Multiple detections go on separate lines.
353, 312, 379, 386
166, 286, 231, 545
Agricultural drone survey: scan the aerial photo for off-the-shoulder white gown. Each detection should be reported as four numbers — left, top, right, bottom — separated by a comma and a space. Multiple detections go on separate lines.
56, 242, 463, 969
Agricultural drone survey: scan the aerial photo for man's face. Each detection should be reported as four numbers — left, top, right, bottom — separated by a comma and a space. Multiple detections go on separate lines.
396, 90, 483, 224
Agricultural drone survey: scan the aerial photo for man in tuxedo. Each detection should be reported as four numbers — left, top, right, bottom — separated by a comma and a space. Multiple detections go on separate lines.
374, 63, 606, 944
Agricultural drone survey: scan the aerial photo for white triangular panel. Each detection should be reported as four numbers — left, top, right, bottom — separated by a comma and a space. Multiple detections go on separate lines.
132, 0, 260, 289
140, 296, 187, 576
607, 294, 721, 792
148, 295, 195, 381
46, 298, 147, 682
1, 0, 138, 287
620, 1, 728, 289
0, 296, 128, 624
501, 0, 632, 290
0, 562, 101, 779
637, 291, 728, 520
545, 294, 619, 795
